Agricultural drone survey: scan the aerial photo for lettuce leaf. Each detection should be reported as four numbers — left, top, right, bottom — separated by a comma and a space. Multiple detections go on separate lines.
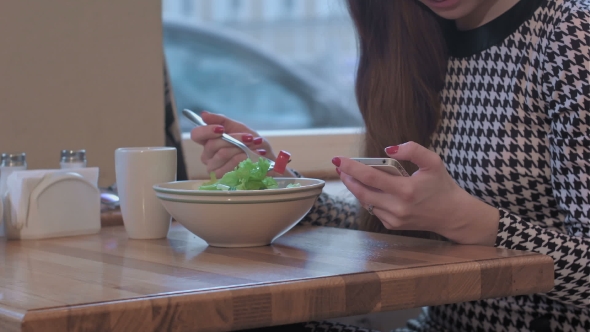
198, 158, 281, 191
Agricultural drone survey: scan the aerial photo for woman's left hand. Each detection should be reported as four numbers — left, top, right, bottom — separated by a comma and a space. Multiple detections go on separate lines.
332, 142, 500, 246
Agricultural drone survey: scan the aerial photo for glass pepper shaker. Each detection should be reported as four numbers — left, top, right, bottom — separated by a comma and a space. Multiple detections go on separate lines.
0, 152, 27, 237
0, 152, 27, 193
60, 149, 87, 169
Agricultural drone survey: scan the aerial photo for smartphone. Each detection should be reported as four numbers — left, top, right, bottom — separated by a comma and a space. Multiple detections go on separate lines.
351, 158, 410, 177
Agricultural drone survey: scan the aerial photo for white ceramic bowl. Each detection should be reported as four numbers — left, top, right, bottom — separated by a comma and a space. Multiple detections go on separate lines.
153, 178, 325, 247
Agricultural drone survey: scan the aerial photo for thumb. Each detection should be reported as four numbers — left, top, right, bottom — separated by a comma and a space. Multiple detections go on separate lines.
384, 141, 441, 170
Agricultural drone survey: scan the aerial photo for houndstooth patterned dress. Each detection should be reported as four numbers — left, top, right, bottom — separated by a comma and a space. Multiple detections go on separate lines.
299, 0, 590, 331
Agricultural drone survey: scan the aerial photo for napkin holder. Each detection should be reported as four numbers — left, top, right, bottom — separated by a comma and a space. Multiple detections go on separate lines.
0, 168, 101, 240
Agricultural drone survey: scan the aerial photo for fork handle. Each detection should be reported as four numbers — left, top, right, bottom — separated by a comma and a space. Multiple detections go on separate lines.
182, 109, 255, 159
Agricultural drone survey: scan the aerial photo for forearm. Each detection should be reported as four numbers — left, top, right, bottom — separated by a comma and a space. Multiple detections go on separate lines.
495, 209, 590, 307
434, 190, 500, 246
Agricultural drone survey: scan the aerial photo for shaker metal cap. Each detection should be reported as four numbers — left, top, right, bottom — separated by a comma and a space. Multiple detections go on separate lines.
0, 152, 27, 167
61, 149, 86, 162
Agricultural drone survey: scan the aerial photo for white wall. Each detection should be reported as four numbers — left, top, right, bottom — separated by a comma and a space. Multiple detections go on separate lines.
0, 0, 164, 187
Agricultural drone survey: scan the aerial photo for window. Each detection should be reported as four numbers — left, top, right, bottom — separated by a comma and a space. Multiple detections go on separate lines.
162, 0, 363, 178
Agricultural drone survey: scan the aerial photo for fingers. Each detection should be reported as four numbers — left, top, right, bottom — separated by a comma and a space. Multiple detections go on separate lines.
189, 112, 271, 179
333, 157, 407, 193
190, 112, 265, 149
201, 134, 267, 178
201, 111, 255, 134
339, 172, 386, 205
204, 146, 244, 171
206, 149, 267, 178
332, 142, 444, 196
199, 111, 234, 126
385, 141, 443, 171
208, 150, 249, 178
190, 124, 225, 145
189, 111, 254, 146
201, 133, 258, 161
340, 172, 411, 230
340, 172, 406, 228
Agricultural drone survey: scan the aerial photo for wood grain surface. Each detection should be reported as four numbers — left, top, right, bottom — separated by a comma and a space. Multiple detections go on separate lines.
0, 223, 554, 332
100, 209, 123, 228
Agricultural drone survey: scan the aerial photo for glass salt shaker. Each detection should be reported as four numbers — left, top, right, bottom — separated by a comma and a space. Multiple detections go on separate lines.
0, 152, 27, 193
60, 149, 87, 169
0, 152, 27, 237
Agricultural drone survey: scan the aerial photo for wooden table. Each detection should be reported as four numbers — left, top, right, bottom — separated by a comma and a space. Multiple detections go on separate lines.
0, 223, 554, 332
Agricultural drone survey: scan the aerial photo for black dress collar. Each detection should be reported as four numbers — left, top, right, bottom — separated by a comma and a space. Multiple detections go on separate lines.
442, 0, 547, 58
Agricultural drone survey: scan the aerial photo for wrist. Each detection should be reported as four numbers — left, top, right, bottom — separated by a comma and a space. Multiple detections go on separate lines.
437, 191, 500, 246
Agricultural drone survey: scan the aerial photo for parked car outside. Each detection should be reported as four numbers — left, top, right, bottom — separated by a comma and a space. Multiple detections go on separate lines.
163, 20, 362, 132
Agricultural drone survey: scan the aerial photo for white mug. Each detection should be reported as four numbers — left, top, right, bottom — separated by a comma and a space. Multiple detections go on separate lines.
115, 147, 176, 239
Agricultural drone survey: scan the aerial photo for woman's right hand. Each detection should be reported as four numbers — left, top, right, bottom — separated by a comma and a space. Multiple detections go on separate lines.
189, 111, 276, 178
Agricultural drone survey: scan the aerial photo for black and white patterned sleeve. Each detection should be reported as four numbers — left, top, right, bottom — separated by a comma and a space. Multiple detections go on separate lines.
495, 10, 590, 307
298, 193, 361, 229
289, 169, 361, 229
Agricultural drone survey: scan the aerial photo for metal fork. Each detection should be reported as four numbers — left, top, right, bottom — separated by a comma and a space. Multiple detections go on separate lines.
182, 109, 277, 171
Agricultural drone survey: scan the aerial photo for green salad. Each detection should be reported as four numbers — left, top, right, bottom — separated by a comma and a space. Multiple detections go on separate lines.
198, 158, 301, 191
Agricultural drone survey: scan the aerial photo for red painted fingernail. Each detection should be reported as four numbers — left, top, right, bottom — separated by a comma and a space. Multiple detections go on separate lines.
242, 134, 253, 143
257, 149, 267, 156
385, 145, 399, 154
336, 168, 341, 175
253, 137, 263, 145
331, 157, 341, 167
214, 126, 224, 134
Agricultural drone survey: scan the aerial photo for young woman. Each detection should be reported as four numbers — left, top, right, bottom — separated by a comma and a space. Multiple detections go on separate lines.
190, 0, 589, 330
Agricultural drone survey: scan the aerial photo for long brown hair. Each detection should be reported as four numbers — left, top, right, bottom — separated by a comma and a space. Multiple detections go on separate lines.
347, 0, 448, 237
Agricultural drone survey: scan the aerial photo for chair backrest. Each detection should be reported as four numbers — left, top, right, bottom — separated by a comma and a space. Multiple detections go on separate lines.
164, 61, 188, 181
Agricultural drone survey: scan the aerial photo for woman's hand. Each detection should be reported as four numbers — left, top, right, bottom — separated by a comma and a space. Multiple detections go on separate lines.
190, 111, 293, 178
333, 142, 500, 246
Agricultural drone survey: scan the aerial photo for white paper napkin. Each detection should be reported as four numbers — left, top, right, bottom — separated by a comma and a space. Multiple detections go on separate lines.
5, 168, 99, 229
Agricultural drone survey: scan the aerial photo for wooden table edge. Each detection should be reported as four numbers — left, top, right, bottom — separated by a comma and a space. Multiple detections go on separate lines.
15, 253, 554, 332
0, 304, 26, 332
